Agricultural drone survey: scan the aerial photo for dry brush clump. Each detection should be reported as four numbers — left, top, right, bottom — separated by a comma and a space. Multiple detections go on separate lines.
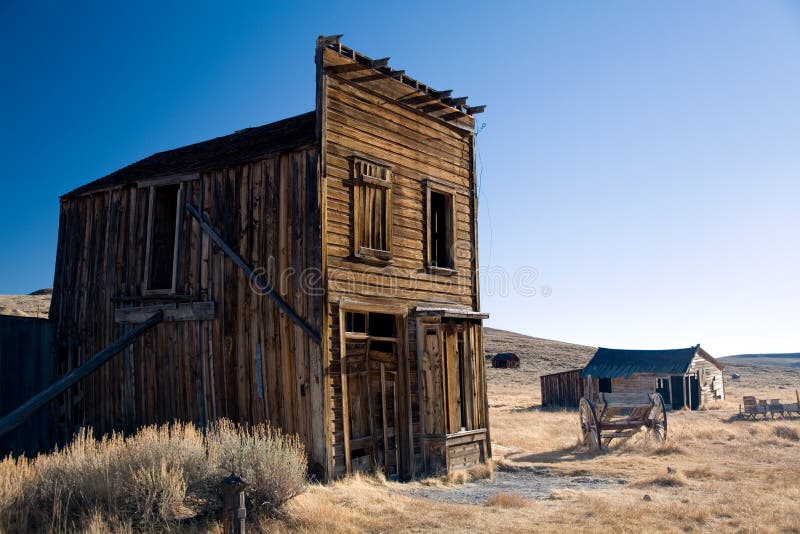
774, 425, 799, 442
0, 419, 306, 533
485, 492, 531, 508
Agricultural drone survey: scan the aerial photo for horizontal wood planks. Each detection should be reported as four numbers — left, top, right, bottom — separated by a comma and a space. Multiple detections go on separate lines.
320, 46, 486, 479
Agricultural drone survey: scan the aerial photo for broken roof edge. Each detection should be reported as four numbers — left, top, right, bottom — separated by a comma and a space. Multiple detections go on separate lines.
414, 306, 489, 320
316, 34, 486, 123
63, 110, 317, 199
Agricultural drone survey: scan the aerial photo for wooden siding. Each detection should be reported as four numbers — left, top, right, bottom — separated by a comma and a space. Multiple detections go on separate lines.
540, 369, 584, 407
50, 148, 327, 473
0, 316, 53, 456
689, 354, 725, 405
585, 374, 656, 403
319, 46, 486, 479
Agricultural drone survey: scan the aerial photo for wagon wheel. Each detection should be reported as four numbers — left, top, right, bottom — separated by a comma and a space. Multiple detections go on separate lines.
646, 393, 667, 443
579, 398, 601, 451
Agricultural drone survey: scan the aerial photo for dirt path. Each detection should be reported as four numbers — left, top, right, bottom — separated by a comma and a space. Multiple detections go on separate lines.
395, 465, 621, 505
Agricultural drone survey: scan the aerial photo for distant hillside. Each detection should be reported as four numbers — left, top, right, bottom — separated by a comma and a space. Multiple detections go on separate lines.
0, 290, 51, 318
722, 353, 800, 368
484, 327, 596, 377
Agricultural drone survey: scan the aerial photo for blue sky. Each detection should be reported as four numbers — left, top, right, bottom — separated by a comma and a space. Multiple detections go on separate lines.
1, 1, 798, 355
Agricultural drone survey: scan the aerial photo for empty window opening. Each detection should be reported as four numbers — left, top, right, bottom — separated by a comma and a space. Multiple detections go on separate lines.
345, 311, 367, 334
147, 184, 181, 292
599, 378, 612, 393
368, 313, 396, 338
430, 190, 452, 268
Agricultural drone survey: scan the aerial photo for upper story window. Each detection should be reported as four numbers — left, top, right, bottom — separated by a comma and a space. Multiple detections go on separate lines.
145, 183, 183, 293
425, 180, 456, 273
352, 158, 392, 262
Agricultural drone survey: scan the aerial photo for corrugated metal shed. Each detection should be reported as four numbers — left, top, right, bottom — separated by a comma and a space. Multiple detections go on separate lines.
581, 345, 700, 379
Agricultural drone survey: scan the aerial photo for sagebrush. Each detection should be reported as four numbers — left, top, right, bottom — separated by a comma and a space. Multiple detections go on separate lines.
0, 420, 306, 533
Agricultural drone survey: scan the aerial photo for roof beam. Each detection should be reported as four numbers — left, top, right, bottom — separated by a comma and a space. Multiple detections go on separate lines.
443, 96, 468, 107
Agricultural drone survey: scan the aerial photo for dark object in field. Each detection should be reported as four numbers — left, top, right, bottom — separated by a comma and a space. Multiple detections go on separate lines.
731, 373, 741, 380
492, 352, 520, 369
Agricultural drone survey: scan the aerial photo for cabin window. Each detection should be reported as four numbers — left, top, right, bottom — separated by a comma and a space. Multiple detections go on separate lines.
345, 311, 367, 334
145, 184, 182, 293
599, 378, 612, 393
352, 158, 392, 261
425, 181, 456, 272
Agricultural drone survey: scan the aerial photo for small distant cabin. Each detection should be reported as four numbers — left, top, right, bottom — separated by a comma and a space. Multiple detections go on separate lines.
491, 352, 520, 369
581, 345, 724, 410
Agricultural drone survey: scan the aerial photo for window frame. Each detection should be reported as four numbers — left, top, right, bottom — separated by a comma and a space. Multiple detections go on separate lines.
424, 178, 458, 275
352, 156, 393, 264
143, 182, 184, 295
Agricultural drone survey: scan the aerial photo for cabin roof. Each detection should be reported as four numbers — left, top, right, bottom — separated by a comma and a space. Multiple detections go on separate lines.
581, 345, 706, 379
64, 111, 316, 198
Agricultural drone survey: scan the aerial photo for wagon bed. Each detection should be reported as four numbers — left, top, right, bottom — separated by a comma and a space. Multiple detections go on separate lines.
579, 391, 667, 450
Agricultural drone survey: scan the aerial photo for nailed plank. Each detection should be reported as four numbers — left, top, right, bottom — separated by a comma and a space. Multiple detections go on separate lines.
114, 301, 216, 324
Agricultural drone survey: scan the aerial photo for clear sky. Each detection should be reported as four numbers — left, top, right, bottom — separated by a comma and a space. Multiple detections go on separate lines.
1, 1, 798, 356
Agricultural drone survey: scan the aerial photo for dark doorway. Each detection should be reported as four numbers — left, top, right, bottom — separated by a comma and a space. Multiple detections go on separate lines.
670, 376, 685, 410
688, 375, 701, 410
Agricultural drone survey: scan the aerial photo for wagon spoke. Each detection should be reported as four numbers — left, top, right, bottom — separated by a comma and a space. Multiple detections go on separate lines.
579, 398, 601, 451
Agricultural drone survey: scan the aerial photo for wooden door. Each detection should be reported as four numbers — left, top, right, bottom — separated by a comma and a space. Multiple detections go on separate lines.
344, 342, 400, 476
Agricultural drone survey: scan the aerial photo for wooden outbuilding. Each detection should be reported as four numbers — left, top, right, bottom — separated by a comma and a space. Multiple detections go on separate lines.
540, 369, 584, 407
581, 345, 724, 410
491, 352, 520, 369
45, 36, 489, 481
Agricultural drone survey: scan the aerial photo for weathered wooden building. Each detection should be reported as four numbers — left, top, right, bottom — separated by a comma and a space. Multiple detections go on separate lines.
540, 368, 584, 408
48, 36, 489, 481
581, 345, 724, 410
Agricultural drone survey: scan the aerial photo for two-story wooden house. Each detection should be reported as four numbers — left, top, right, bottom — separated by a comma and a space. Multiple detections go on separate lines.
50, 36, 489, 481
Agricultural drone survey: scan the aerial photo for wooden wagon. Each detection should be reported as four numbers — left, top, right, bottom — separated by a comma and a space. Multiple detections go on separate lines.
740, 392, 800, 419
579, 380, 667, 450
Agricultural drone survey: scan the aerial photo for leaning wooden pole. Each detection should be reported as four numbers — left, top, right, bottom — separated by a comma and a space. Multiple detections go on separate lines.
0, 311, 164, 439
184, 202, 322, 345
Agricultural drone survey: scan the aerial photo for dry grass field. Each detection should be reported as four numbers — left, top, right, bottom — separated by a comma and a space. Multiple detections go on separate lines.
267, 329, 800, 534
2, 299, 800, 532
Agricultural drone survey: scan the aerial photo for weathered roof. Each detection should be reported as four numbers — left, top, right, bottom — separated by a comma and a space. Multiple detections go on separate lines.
581, 346, 701, 379
65, 111, 316, 198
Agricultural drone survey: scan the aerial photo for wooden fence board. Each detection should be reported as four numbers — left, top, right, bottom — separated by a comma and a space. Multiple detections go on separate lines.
0, 316, 53, 456
540, 369, 584, 408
